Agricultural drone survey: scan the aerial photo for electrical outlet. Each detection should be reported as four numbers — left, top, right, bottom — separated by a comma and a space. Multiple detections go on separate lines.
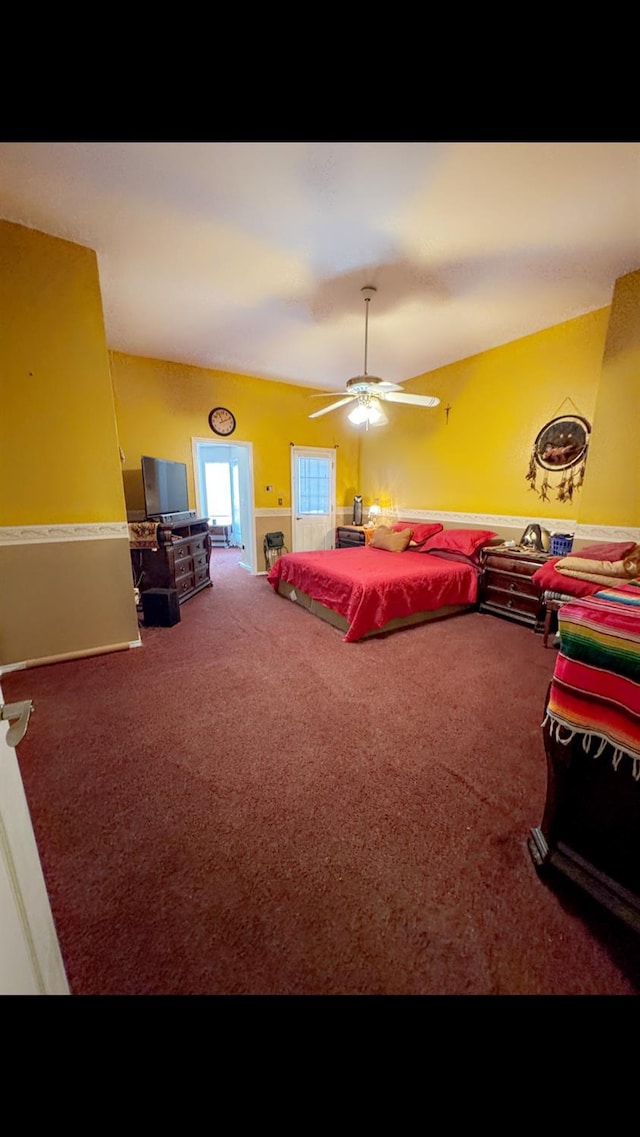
278, 497, 283, 506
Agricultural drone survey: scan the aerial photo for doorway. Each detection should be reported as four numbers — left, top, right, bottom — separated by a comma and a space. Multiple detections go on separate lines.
290, 446, 336, 552
192, 438, 257, 573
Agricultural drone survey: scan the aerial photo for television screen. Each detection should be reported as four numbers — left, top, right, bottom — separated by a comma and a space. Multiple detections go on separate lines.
141, 456, 189, 518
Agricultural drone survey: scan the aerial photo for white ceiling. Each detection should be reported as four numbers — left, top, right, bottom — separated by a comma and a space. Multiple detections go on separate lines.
2, 141, 640, 394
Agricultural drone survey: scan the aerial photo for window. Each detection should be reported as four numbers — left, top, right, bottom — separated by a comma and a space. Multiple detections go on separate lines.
204, 463, 232, 525
296, 457, 330, 515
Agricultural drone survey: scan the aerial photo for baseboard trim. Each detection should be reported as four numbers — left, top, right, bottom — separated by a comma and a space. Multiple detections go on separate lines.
0, 639, 142, 675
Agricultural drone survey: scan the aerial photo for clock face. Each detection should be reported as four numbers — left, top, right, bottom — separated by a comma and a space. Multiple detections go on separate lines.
208, 407, 236, 436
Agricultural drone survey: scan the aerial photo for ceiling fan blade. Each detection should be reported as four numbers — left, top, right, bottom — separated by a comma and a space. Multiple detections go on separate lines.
308, 396, 355, 419
384, 392, 441, 408
308, 391, 351, 398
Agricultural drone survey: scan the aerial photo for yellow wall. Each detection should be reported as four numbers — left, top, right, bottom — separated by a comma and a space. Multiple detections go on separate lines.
0, 221, 139, 668
0, 222, 126, 525
578, 269, 640, 526
109, 352, 362, 514
359, 309, 609, 521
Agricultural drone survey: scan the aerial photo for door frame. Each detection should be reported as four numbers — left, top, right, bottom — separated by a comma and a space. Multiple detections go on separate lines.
192, 437, 257, 574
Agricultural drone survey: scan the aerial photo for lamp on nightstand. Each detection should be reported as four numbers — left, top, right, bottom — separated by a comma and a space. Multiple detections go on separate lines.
368, 499, 382, 526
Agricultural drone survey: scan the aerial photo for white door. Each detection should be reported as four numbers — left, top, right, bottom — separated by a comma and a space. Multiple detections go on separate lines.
0, 683, 69, 995
291, 447, 336, 552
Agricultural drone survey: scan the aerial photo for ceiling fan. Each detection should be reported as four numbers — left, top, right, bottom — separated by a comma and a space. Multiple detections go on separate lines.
308, 286, 440, 426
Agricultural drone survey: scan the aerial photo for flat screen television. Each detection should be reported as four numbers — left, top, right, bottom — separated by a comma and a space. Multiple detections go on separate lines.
141, 455, 189, 519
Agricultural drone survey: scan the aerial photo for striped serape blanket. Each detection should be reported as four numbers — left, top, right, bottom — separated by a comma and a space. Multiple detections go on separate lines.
544, 595, 640, 779
594, 578, 640, 608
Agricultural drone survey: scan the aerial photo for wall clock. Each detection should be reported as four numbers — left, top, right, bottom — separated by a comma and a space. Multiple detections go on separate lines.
208, 407, 236, 437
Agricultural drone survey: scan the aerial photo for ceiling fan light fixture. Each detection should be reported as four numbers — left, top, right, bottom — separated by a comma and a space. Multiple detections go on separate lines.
348, 397, 388, 426
348, 403, 370, 425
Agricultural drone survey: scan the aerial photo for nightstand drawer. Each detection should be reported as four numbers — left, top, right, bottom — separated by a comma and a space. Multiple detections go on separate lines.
336, 526, 373, 548
484, 552, 541, 577
482, 584, 542, 623
485, 567, 540, 599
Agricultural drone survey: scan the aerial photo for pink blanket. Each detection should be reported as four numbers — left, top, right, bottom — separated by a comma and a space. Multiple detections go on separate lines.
267, 546, 479, 641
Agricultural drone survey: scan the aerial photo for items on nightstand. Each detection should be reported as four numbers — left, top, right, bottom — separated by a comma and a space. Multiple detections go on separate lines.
550, 532, 574, 556
520, 523, 551, 552
368, 499, 382, 526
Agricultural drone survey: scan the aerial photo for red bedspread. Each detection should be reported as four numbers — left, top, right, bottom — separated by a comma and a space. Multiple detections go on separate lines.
267, 546, 479, 642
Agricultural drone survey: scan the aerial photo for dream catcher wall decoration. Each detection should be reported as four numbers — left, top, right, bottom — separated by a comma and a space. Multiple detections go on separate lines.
525, 412, 591, 503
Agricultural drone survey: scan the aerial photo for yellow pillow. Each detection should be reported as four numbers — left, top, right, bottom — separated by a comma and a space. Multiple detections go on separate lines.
370, 525, 412, 552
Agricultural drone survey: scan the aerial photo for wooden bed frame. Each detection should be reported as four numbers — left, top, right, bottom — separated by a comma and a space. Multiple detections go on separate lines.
274, 578, 471, 639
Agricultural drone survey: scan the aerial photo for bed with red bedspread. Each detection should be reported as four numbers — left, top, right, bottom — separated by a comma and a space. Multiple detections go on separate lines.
266, 544, 482, 642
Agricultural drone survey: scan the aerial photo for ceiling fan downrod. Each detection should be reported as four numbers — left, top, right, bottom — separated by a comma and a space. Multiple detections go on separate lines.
361, 285, 376, 377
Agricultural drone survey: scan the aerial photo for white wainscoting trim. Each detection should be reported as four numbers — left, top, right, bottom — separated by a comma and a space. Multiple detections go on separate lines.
2, 515, 638, 547
381, 510, 640, 543
0, 523, 129, 547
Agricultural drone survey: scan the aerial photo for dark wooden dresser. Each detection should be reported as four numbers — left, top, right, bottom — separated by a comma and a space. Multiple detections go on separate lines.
479, 545, 549, 627
133, 517, 212, 604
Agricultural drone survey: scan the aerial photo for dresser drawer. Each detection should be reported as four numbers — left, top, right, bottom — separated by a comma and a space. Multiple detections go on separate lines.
175, 561, 193, 582
177, 573, 195, 597
190, 536, 207, 556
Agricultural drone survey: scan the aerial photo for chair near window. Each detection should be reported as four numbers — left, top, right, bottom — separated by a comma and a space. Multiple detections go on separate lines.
264, 531, 288, 571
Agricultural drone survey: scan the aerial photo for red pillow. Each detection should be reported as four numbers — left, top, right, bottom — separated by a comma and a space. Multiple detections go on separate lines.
422, 549, 483, 572
421, 528, 498, 558
568, 541, 637, 560
530, 558, 604, 598
391, 521, 443, 546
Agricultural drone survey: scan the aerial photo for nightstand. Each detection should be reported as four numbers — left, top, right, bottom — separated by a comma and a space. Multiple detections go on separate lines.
336, 525, 374, 548
479, 545, 549, 627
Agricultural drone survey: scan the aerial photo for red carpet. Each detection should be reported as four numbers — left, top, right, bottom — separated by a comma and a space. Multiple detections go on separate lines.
4, 548, 640, 994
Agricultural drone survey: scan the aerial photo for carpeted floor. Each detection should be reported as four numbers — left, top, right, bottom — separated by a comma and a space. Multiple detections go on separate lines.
4, 547, 640, 995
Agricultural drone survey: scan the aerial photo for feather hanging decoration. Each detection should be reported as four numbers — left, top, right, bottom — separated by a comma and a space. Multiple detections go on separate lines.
524, 413, 591, 502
